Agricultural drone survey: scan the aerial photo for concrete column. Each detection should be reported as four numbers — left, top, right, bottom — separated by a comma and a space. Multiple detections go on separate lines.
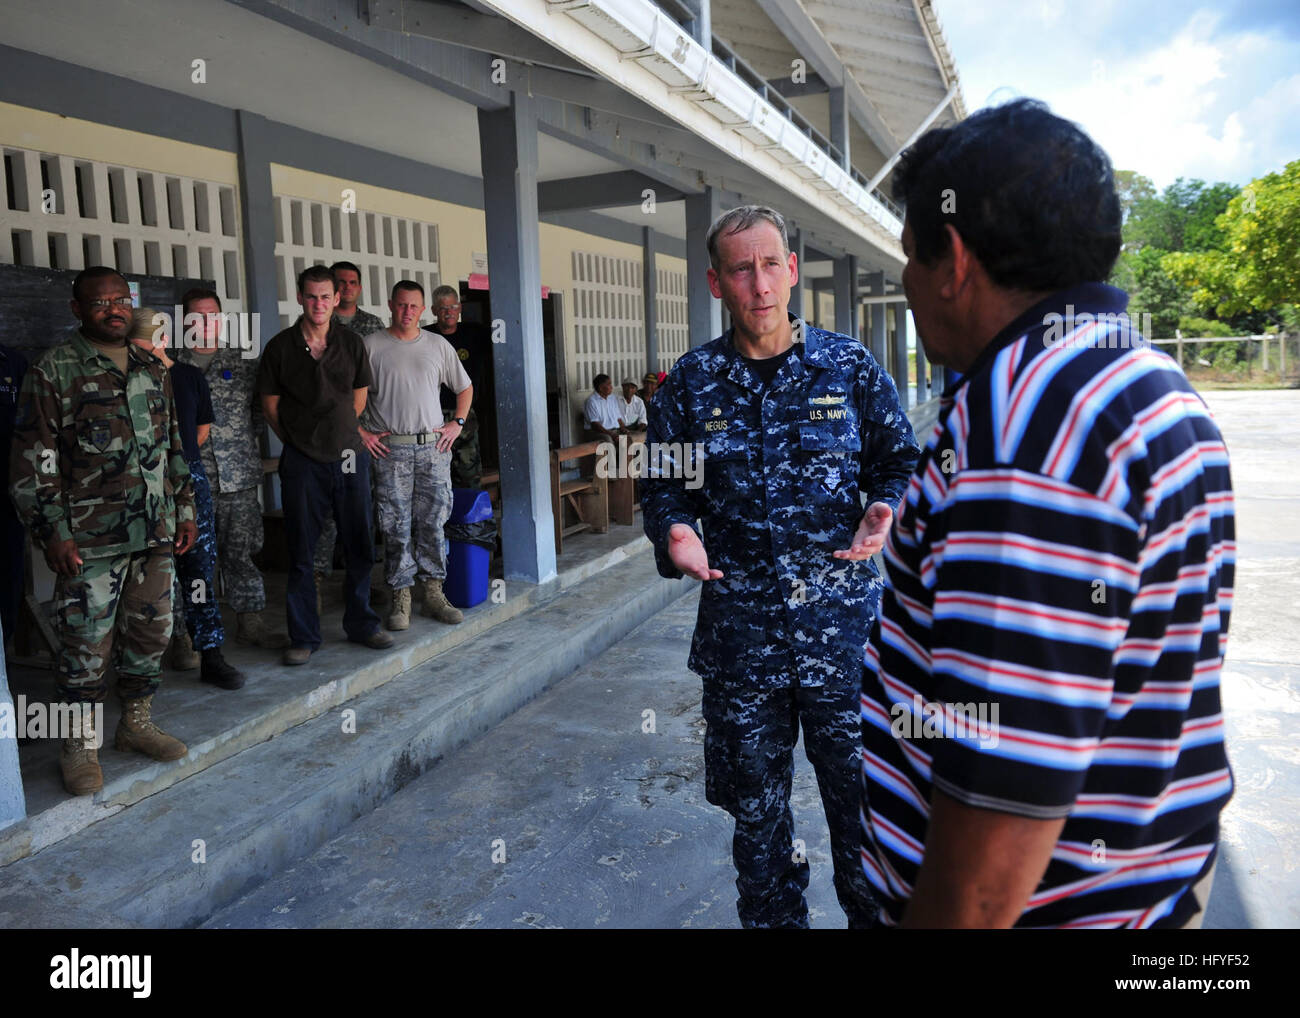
832, 254, 857, 339
829, 86, 850, 169
642, 226, 658, 374
811, 279, 831, 329
892, 299, 911, 409
479, 92, 557, 584
910, 305, 930, 403
235, 110, 284, 510
787, 227, 804, 320
866, 272, 887, 367
0, 631, 26, 829
685, 187, 722, 347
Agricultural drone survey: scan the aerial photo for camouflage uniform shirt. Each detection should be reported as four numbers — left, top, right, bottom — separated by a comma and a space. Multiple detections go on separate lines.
176, 346, 263, 493
9, 331, 195, 559
334, 308, 385, 339
642, 319, 920, 690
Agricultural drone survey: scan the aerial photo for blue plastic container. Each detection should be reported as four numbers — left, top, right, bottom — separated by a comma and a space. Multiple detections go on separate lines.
444, 488, 494, 609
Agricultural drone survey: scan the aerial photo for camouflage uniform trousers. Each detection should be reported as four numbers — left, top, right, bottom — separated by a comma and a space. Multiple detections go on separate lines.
54, 546, 174, 704
701, 670, 880, 929
172, 456, 224, 651
213, 485, 268, 614
449, 406, 481, 490
373, 442, 453, 590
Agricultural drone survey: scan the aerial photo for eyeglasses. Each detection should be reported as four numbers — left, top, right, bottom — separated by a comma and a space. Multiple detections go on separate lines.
85, 297, 134, 310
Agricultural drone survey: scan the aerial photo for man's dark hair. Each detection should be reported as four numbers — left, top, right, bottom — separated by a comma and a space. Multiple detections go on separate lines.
392, 279, 425, 301
330, 260, 362, 279
72, 266, 129, 302
181, 287, 221, 314
298, 264, 337, 294
592, 373, 611, 389
892, 98, 1122, 292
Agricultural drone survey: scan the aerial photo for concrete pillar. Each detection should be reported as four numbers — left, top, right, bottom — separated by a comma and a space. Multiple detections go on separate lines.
642, 226, 658, 374
787, 227, 804, 320
892, 299, 910, 409
479, 92, 557, 584
685, 187, 722, 347
832, 254, 857, 339
235, 111, 284, 510
829, 86, 850, 170
867, 272, 887, 368
0, 632, 26, 828
910, 306, 930, 403
811, 279, 831, 329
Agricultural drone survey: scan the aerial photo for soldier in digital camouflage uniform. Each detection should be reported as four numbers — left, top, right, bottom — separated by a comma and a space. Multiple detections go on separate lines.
359, 280, 471, 630
642, 207, 920, 928
175, 288, 288, 653
314, 262, 387, 592
130, 307, 246, 692
9, 267, 198, 796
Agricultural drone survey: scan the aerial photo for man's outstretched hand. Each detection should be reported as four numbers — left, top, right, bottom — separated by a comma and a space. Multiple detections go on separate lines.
833, 501, 893, 560
667, 523, 723, 581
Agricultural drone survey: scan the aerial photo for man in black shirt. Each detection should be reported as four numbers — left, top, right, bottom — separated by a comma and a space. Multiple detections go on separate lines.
430, 285, 488, 490
257, 265, 392, 664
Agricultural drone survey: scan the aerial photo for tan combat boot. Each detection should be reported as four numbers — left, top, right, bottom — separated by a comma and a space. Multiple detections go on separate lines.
60, 706, 102, 796
386, 586, 412, 631
419, 579, 464, 624
115, 695, 188, 761
170, 630, 200, 670
236, 611, 290, 650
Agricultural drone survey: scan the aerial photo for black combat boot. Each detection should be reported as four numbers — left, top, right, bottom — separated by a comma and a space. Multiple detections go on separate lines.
200, 647, 246, 690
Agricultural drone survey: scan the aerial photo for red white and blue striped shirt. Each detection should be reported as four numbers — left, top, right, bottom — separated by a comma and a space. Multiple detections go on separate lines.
861, 283, 1234, 928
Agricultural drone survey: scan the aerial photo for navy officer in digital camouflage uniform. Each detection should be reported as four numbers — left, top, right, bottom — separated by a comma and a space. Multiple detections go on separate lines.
642, 205, 920, 928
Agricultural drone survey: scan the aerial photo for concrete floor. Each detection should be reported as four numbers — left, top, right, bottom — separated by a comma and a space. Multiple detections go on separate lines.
111, 390, 1292, 928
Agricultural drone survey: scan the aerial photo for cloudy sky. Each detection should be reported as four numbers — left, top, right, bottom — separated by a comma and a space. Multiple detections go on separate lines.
933, 0, 1300, 189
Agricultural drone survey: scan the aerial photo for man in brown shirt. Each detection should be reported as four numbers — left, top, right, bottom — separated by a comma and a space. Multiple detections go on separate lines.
257, 264, 392, 664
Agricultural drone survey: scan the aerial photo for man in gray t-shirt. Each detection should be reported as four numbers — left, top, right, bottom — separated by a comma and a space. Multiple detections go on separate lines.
359, 281, 472, 630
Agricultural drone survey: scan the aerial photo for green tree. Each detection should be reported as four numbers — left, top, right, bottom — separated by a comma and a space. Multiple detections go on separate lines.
1163, 159, 1300, 318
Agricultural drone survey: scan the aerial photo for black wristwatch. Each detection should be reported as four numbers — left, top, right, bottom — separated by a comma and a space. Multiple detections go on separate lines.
454, 417, 466, 426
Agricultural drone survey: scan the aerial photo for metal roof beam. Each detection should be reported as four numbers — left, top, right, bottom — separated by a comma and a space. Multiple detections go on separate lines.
538, 171, 684, 212
370, 0, 587, 71
767, 73, 829, 98
753, 0, 899, 160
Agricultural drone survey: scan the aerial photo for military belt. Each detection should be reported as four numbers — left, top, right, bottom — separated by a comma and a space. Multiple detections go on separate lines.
386, 431, 440, 446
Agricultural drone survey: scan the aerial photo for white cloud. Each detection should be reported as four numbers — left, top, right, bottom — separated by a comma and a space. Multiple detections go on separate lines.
938, 2, 1300, 187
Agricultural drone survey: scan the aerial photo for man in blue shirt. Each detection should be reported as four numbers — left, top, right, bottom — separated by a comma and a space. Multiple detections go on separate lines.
643, 205, 919, 928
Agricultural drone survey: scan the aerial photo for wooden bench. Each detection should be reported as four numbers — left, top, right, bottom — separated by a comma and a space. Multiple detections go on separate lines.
550, 442, 609, 554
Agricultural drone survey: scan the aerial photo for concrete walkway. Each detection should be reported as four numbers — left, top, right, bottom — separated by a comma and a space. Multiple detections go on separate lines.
1200, 390, 1300, 929
207, 389, 1299, 930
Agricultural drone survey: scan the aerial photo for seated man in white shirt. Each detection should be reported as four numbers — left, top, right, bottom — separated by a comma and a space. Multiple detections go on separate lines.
618, 379, 647, 431
583, 373, 624, 443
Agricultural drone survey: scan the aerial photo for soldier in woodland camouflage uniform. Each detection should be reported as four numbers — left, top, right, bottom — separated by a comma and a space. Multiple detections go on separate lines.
9, 268, 198, 796
642, 208, 920, 928
314, 262, 386, 594
175, 288, 288, 652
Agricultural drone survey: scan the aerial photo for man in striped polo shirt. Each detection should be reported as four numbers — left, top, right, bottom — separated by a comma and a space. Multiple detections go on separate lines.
861, 98, 1234, 928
